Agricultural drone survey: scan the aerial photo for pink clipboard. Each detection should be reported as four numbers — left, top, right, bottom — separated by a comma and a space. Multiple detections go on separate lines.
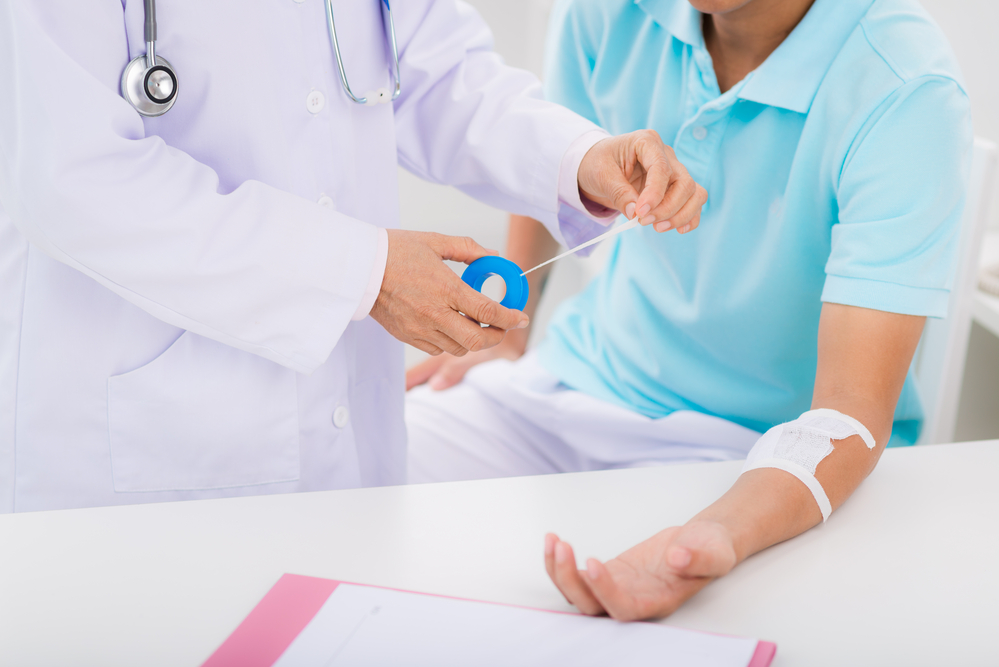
201, 573, 777, 667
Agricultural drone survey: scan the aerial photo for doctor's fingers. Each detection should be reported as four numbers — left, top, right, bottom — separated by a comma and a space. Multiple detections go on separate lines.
407, 338, 446, 358
629, 130, 677, 222
431, 309, 508, 356
448, 280, 529, 333
655, 183, 706, 234
642, 160, 701, 229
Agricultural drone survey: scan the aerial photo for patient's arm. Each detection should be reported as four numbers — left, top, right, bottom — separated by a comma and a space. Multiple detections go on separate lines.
405, 214, 558, 389
545, 303, 925, 620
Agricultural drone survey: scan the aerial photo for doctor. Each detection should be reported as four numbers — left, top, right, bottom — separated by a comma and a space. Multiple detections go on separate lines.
0, 0, 703, 512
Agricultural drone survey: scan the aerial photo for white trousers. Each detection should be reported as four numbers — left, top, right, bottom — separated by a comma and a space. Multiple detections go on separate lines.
406, 352, 763, 484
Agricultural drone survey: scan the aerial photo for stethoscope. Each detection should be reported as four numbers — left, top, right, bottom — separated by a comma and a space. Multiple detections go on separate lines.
122, 0, 402, 117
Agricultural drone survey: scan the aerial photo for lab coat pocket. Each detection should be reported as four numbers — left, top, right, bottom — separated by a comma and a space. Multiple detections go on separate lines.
108, 332, 300, 492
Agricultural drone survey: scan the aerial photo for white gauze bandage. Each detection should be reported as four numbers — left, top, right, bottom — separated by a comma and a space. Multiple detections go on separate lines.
741, 408, 876, 522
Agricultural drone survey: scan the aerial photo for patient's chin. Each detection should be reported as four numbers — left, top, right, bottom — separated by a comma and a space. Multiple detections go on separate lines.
687, 0, 758, 16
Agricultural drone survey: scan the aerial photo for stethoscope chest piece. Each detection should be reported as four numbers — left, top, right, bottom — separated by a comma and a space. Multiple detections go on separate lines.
121, 54, 178, 117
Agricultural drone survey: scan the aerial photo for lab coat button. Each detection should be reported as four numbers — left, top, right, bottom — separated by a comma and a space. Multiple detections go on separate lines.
318, 195, 334, 209
307, 90, 326, 114
692, 126, 708, 141
333, 405, 350, 429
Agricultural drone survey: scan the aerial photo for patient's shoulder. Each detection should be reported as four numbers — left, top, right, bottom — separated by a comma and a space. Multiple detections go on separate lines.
857, 0, 965, 89
815, 0, 968, 144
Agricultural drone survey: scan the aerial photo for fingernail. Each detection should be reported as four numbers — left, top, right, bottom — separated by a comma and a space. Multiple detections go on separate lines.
429, 375, 446, 391
516, 318, 529, 329
668, 547, 691, 568
625, 202, 636, 219
586, 559, 600, 580
638, 204, 652, 218
544, 534, 555, 557
555, 542, 570, 564
640, 214, 656, 226
655, 221, 672, 233
680, 224, 691, 234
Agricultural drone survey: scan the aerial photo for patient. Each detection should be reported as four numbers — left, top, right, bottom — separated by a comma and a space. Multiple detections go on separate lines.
406, 0, 972, 619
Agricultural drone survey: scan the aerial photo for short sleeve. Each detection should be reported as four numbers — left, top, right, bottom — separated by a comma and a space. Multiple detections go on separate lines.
543, 0, 603, 126
823, 76, 973, 317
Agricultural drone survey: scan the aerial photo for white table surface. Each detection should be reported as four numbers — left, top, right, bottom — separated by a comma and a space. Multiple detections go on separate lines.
2, 440, 998, 667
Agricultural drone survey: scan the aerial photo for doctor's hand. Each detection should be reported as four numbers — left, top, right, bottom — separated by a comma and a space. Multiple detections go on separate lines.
577, 131, 707, 234
545, 521, 737, 621
371, 230, 529, 357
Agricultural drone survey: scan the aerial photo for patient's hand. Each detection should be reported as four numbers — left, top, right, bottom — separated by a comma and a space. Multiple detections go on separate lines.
405, 330, 527, 391
544, 521, 737, 621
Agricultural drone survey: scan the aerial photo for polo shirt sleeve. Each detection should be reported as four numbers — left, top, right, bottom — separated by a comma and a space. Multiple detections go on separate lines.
543, 0, 602, 125
823, 76, 973, 317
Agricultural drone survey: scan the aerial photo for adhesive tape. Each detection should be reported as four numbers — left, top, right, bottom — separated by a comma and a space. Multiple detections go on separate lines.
460, 256, 529, 311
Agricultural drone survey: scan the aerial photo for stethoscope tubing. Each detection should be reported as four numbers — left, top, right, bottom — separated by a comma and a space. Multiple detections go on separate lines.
325, 0, 401, 105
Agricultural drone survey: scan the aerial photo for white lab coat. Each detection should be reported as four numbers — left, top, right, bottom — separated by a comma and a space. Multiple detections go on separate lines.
0, 0, 603, 512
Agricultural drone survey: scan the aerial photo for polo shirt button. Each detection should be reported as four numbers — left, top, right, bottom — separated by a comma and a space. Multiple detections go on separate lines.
307, 90, 325, 114
333, 405, 350, 429
318, 195, 334, 209
692, 126, 708, 141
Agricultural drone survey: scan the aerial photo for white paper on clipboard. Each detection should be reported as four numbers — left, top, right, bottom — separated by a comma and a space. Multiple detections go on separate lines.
272, 583, 764, 667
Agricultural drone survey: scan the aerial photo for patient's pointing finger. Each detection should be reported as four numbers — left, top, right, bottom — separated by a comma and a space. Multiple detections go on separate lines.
553, 541, 604, 616
544, 534, 571, 604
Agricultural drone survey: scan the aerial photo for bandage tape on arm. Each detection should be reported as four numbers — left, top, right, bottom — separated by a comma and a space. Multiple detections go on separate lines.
741, 409, 876, 522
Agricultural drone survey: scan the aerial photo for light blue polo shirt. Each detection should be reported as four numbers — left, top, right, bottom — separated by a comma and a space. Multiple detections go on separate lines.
537, 0, 973, 445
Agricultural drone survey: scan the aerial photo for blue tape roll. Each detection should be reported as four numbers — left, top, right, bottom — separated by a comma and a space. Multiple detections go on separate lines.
460, 256, 529, 311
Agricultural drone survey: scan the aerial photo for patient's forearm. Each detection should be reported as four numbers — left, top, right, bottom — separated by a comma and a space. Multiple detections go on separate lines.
692, 412, 889, 565
693, 303, 924, 563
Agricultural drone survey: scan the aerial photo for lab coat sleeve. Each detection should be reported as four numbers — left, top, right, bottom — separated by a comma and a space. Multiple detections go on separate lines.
0, 1, 376, 374
391, 0, 611, 248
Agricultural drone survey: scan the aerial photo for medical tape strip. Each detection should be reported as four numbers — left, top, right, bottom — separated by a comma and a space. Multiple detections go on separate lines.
741, 408, 876, 522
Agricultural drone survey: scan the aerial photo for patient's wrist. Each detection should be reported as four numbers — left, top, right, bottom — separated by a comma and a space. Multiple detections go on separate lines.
692, 469, 820, 565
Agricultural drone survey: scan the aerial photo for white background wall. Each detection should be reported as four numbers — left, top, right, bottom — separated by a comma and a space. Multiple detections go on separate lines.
399, 0, 999, 440
920, 0, 999, 230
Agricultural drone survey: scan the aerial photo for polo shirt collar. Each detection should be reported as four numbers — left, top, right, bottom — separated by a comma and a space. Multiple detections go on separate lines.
634, 0, 704, 49
635, 0, 875, 114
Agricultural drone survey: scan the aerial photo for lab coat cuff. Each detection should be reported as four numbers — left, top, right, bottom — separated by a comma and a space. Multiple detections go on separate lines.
557, 130, 617, 225
352, 227, 388, 321
556, 203, 622, 257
